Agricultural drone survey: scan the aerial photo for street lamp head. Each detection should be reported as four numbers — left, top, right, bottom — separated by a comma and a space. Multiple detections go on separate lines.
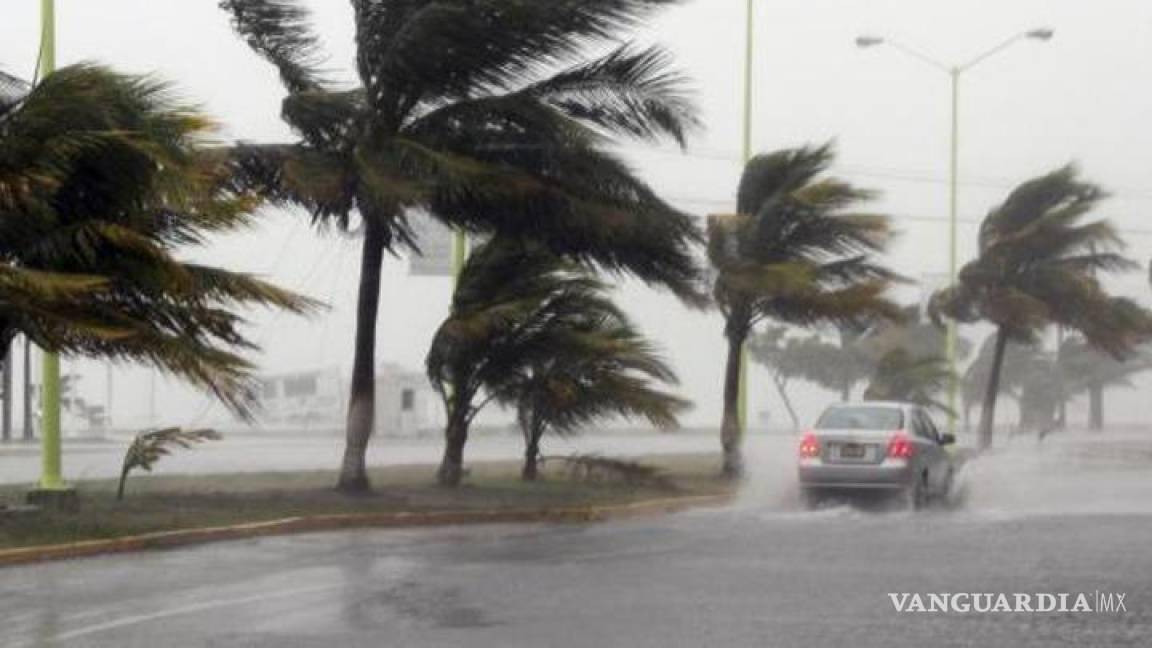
855, 36, 885, 48
1026, 28, 1054, 41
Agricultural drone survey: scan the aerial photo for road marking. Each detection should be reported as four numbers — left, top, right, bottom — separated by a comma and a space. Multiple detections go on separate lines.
50, 583, 341, 643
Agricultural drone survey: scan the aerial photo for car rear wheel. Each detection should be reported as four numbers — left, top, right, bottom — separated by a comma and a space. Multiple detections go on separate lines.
898, 474, 927, 511
799, 488, 822, 510
937, 469, 955, 504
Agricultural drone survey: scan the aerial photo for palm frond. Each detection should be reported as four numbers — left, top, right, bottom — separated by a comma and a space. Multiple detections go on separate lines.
219, 0, 326, 92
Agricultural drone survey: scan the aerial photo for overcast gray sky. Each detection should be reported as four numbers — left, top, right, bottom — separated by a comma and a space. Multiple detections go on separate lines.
4, 1, 1152, 429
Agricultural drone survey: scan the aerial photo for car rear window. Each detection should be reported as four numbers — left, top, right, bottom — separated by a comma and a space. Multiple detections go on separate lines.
815, 406, 903, 430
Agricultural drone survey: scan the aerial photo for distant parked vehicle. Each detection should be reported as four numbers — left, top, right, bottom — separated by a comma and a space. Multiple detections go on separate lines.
797, 402, 956, 509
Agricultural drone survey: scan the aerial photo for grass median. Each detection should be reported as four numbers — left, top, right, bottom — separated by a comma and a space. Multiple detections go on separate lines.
0, 453, 731, 552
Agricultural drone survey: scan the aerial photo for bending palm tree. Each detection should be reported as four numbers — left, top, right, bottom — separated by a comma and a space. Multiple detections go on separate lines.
0, 64, 317, 414
863, 349, 952, 414
932, 166, 1152, 450
221, 0, 702, 491
709, 144, 901, 477
427, 240, 687, 486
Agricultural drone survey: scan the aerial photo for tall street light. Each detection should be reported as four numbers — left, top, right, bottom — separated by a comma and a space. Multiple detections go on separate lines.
735, 0, 756, 436
38, 0, 66, 491
855, 28, 1054, 435
27, 0, 76, 510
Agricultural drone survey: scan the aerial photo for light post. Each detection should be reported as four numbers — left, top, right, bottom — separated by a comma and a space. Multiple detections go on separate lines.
26, 0, 75, 509
855, 28, 1053, 434
38, 0, 65, 491
735, 0, 755, 436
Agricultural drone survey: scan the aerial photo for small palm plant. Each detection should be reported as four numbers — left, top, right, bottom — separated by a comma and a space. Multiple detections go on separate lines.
932, 166, 1152, 449
118, 428, 222, 500
427, 240, 687, 486
709, 144, 902, 477
507, 312, 689, 482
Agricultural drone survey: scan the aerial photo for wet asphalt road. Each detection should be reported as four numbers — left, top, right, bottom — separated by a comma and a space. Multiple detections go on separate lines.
2, 508, 1150, 647
3, 438, 1151, 647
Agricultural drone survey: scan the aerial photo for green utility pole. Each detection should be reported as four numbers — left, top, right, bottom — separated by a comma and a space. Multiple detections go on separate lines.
35, 0, 69, 497
945, 69, 960, 435
452, 230, 467, 280
736, 0, 754, 434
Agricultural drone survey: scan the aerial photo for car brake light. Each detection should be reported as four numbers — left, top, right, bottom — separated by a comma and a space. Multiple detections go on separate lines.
887, 432, 915, 459
799, 432, 821, 458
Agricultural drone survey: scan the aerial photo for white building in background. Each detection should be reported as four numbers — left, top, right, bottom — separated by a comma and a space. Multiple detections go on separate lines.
258, 363, 438, 436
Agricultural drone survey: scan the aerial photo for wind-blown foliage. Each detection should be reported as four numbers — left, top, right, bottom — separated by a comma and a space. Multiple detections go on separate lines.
709, 144, 901, 477
220, 0, 703, 492
932, 166, 1152, 449
118, 427, 221, 500
1057, 336, 1152, 430
0, 65, 318, 414
427, 240, 688, 486
863, 349, 953, 414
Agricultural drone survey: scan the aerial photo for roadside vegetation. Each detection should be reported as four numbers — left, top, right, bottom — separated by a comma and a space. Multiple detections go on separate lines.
4, 0, 1152, 538
0, 454, 729, 551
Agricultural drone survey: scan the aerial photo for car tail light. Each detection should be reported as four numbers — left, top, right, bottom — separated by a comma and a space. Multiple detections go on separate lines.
887, 433, 915, 459
799, 432, 821, 458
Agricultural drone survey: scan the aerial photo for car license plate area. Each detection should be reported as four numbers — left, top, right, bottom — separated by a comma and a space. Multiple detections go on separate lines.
834, 442, 871, 462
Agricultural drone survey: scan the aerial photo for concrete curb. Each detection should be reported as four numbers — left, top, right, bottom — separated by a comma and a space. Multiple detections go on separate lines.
0, 493, 733, 568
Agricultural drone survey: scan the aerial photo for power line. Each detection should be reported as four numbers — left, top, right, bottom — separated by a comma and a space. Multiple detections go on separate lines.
616, 143, 1152, 202
665, 193, 1152, 237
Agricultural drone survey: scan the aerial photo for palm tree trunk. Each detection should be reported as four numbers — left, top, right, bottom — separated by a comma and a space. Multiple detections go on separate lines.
519, 408, 542, 481
977, 327, 1009, 451
337, 219, 387, 493
720, 330, 746, 479
771, 374, 799, 431
1089, 384, 1104, 431
438, 404, 470, 487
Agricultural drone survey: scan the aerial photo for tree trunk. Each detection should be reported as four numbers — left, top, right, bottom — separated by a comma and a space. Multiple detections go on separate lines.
977, 327, 1009, 451
720, 331, 746, 479
519, 408, 542, 482
438, 407, 469, 487
772, 374, 799, 431
23, 337, 33, 441
117, 465, 130, 501
337, 219, 387, 493
522, 435, 541, 482
1089, 384, 1104, 431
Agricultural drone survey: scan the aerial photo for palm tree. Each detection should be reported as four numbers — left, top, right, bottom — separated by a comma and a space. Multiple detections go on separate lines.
709, 144, 901, 477
1055, 336, 1152, 430
863, 349, 952, 414
220, 0, 703, 492
506, 310, 689, 482
932, 166, 1152, 450
0, 64, 317, 414
426, 240, 687, 486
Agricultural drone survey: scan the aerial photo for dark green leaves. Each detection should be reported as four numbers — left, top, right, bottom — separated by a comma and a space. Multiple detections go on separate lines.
219, 0, 326, 93
1, 65, 320, 417
933, 165, 1152, 357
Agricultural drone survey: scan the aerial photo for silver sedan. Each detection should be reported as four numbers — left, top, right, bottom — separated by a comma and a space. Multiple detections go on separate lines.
797, 401, 956, 509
